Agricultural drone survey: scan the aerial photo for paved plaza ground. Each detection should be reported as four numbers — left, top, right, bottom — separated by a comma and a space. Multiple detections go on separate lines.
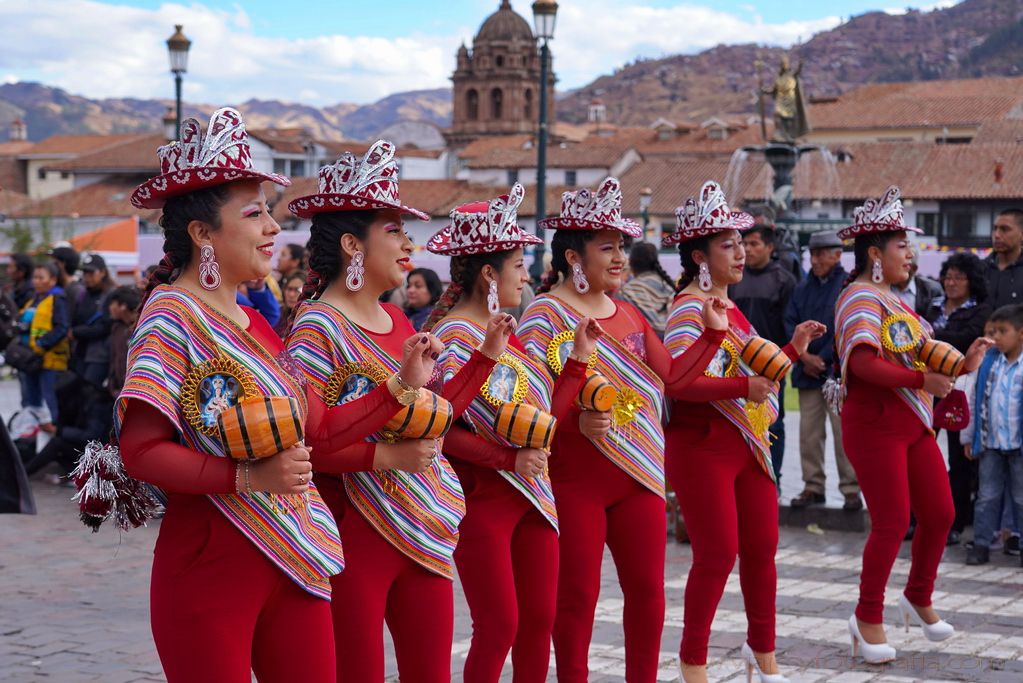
2, 379, 1022, 682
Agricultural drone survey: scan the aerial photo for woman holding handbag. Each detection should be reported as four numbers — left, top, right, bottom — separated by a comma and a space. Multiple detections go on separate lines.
285, 141, 512, 683
14, 262, 70, 433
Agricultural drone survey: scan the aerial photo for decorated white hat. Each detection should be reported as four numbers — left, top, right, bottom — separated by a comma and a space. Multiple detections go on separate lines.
131, 107, 290, 210
288, 140, 428, 220
837, 186, 922, 240
427, 183, 542, 255
537, 177, 642, 237
662, 180, 753, 246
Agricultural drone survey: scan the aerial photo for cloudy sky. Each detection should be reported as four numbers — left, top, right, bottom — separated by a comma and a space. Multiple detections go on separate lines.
2, 0, 956, 105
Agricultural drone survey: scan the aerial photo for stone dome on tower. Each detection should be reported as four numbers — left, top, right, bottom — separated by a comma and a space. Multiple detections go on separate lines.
446, 1, 556, 147
477, 0, 534, 42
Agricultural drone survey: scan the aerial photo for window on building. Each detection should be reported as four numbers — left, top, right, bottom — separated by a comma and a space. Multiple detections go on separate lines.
60, 171, 70, 180
37, 168, 46, 180
944, 210, 976, 242
290, 160, 305, 177
507, 169, 519, 185
495, 55, 504, 68
917, 212, 940, 237
524, 89, 533, 118
565, 170, 577, 186
273, 159, 287, 175
467, 89, 479, 121
491, 88, 503, 119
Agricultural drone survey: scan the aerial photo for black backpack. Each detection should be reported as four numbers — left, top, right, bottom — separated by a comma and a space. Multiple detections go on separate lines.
0, 291, 20, 350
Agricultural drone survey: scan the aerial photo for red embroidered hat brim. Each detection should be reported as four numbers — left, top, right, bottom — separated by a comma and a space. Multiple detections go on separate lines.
537, 216, 643, 238
426, 225, 542, 255
662, 211, 755, 246
131, 168, 291, 209
288, 193, 429, 221
836, 222, 923, 241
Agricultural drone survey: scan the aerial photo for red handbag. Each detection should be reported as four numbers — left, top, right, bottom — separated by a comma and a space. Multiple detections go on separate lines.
933, 389, 970, 431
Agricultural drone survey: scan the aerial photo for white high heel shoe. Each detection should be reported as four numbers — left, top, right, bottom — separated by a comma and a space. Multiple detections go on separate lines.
847, 615, 896, 663
898, 594, 955, 642
740, 642, 789, 683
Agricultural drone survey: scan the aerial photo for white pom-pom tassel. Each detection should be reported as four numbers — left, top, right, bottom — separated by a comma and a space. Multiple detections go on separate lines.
822, 378, 846, 416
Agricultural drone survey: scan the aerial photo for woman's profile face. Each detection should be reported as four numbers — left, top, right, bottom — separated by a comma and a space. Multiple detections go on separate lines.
576, 230, 626, 293
494, 248, 528, 308
355, 210, 413, 294
697, 229, 745, 287
206, 180, 281, 285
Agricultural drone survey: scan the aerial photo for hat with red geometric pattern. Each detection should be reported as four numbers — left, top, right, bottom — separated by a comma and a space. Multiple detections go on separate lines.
131, 107, 290, 210
288, 139, 429, 221
427, 183, 542, 255
537, 177, 642, 237
837, 185, 921, 240
662, 180, 753, 246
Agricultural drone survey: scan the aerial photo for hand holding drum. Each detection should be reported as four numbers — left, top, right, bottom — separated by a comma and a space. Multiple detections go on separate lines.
577, 370, 618, 412
918, 339, 965, 377
385, 389, 454, 440
494, 402, 556, 450
741, 337, 792, 382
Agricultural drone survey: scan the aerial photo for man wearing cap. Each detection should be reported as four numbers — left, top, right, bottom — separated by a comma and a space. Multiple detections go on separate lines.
784, 232, 861, 510
70, 253, 115, 387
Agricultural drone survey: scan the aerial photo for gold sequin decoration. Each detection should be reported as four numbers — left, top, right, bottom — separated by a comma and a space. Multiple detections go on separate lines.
481, 353, 529, 407
181, 356, 258, 437
880, 313, 922, 355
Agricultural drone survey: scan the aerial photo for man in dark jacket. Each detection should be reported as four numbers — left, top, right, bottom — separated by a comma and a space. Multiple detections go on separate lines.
730, 225, 797, 482
985, 208, 1023, 310
892, 244, 942, 316
784, 231, 861, 510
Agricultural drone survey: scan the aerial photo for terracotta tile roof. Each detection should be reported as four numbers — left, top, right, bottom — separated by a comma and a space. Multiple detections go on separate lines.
807, 77, 1023, 130
0, 188, 31, 215
970, 119, 1023, 144
44, 133, 164, 172
8, 176, 159, 220
463, 138, 637, 169
0, 157, 27, 194
272, 178, 571, 223
0, 141, 33, 156
20, 133, 143, 157
617, 158, 769, 216
249, 128, 313, 154
456, 134, 534, 160
792, 141, 1023, 201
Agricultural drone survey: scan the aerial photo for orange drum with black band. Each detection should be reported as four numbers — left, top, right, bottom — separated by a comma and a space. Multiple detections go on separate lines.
217, 396, 304, 461
494, 402, 557, 450
918, 339, 965, 377
384, 389, 453, 440
741, 337, 792, 381
577, 370, 617, 412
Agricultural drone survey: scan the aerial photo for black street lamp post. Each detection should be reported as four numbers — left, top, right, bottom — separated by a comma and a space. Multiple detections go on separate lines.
166, 25, 192, 137
530, 0, 558, 281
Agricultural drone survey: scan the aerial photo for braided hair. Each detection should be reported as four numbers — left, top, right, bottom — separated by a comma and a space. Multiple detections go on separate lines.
139, 184, 231, 311
284, 210, 378, 333
674, 235, 711, 293
422, 251, 514, 332
537, 230, 599, 294
629, 241, 673, 288
843, 232, 899, 289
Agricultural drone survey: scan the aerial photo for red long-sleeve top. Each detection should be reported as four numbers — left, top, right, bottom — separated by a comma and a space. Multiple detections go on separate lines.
442, 334, 589, 471
304, 304, 497, 474
669, 305, 798, 427
119, 307, 412, 494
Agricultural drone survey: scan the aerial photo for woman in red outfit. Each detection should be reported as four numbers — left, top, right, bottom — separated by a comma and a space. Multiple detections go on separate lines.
285, 141, 512, 683
663, 181, 824, 683
108, 108, 350, 683
424, 184, 602, 682
518, 177, 728, 683
833, 187, 991, 664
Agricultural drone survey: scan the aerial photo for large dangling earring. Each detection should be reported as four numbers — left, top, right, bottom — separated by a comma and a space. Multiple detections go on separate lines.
571, 263, 590, 294
698, 262, 713, 292
487, 280, 500, 315
199, 244, 221, 291
345, 250, 365, 291
871, 258, 883, 284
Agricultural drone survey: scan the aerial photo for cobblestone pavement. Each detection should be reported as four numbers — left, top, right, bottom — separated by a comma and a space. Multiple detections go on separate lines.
2, 380, 1022, 682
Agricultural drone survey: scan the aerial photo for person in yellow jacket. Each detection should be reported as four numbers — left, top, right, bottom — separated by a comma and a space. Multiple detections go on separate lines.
17, 262, 70, 433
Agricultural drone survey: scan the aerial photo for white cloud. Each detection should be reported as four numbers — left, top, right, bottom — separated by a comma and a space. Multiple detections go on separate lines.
0, 0, 844, 106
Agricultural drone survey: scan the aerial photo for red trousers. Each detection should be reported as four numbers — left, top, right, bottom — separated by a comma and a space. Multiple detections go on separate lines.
454, 467, 559, 683
665, 415, 779, 665
842, 386, 954, 624
316, 476, 454, 683
151, 494, 335, 683
550, 431, 666, 683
